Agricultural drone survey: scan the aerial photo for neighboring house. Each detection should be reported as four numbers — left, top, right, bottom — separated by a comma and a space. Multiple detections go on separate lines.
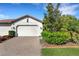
0, 15, 42, 36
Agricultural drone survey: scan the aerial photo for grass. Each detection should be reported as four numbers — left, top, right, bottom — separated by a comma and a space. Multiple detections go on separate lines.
42, 48, 79, 56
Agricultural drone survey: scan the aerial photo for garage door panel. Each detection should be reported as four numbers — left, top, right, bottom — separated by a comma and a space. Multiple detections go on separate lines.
17, 26, 39, 36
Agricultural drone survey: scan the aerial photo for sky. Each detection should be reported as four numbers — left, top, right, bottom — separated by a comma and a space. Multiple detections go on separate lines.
0, 3, 79, 20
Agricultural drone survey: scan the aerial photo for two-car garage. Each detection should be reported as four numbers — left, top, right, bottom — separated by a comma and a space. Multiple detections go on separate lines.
17, 25, 40, 36
10, 15, 42, 37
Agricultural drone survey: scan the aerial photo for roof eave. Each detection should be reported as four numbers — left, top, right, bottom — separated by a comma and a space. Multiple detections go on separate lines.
13, 15, 42, 23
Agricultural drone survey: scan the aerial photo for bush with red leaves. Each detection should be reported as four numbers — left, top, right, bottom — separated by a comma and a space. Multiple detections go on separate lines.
0, 36, 2, 42
0, 35, 13, 43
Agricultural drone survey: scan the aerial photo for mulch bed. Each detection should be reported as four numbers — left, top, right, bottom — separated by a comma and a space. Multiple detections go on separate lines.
42, 42, 79, 48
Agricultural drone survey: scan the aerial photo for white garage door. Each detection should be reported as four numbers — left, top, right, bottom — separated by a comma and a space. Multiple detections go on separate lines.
0, 26, 10, 36
17, 25, 39, 36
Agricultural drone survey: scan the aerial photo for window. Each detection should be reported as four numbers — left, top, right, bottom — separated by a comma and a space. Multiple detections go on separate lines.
27, 18, 29, 22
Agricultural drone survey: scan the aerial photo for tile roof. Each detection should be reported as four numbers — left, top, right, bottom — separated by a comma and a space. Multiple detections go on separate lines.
0, 19, 15, 23
0, 15, 42, 24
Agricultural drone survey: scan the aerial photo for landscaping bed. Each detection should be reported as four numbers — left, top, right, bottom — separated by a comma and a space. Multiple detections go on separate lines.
42, 42, 79, 48
0, 35, 13, 43
0, 30, 15, 43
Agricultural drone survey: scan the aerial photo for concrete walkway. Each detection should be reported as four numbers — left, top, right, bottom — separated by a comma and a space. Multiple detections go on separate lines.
0, 37, 41, 56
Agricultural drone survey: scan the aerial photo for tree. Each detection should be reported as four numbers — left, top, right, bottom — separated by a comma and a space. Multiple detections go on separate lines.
53, 3, 62, 31
60, 15, 79, 42
60, 15, 79, 32
43, 3, 61, 32
43, 13, 48, 31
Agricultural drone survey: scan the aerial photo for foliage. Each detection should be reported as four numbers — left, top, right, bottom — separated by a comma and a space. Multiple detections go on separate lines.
60, 15, 79, 32
42, 3, 79, 44
70, 32, 79, 44
60, 15, 79, 43
9, 30, 15, 37
42, 31, 70, 44
43, 3, 61, 32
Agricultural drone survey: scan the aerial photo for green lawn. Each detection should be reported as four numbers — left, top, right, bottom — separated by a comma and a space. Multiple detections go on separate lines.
42, 48, 79, 56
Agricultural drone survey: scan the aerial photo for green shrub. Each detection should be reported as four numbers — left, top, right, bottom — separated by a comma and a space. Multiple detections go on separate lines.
9, 30, 15, 37
76, 35, 79, 44
72, 33, 79, 44
41, 31, 70, 45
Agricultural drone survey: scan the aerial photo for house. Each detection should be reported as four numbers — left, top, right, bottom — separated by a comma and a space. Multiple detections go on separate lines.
0, 15, 43, 36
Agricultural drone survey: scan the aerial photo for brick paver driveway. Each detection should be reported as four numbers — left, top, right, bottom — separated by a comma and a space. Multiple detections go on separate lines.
0, 37, 41, 56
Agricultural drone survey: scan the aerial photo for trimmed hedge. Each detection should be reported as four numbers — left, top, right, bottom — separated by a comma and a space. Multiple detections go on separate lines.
9, 30, 15, 37
41, 31, 70, 45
